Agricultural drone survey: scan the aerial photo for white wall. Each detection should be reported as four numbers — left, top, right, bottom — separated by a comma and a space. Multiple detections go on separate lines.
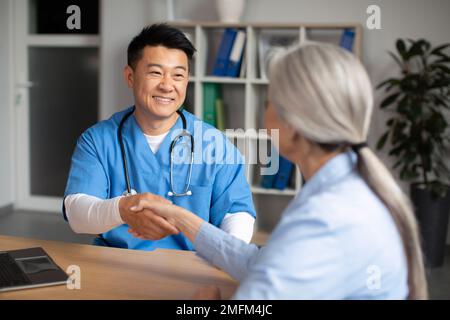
99, 0, 167, 119
98, 0, 220, 119
0, 0, 13, 208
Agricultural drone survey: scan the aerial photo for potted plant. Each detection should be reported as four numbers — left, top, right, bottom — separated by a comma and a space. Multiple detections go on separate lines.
377, 38, 450, 268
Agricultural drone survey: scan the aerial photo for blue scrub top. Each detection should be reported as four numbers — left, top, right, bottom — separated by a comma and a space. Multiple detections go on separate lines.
63, 107, 256, 251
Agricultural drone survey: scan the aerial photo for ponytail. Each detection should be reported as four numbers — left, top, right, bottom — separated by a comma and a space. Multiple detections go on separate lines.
357, 147, 428, 299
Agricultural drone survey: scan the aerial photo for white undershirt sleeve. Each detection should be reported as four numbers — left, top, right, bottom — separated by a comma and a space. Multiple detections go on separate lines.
64, 194, 124, 234
220, 212, 255, 244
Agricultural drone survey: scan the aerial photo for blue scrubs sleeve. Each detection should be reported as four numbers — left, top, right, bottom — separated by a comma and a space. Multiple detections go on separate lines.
209, 159, 256, 227
64, 131, 109, 201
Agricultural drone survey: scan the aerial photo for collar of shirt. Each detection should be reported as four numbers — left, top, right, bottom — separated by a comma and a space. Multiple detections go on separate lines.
298, 150, 357, 205
144, 131, 169, 154
143, 131, 169, 142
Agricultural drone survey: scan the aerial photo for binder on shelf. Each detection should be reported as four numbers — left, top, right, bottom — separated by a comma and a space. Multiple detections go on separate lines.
273, 155, 294, 190
203, 83, 221, 127
260, 160, 278, 189
226, 29, 246, 77
339, 28, 355, 52
213, 28, 238, 76
215, 98, 226, 131
239, 52, 247, 78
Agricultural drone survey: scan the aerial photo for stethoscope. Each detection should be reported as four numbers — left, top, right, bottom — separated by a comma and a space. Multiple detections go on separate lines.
118, 106, 194, 197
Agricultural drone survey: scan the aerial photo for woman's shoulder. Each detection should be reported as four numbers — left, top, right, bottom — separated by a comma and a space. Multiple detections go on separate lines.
284, 171, 402, 260
294, 172, 389, 223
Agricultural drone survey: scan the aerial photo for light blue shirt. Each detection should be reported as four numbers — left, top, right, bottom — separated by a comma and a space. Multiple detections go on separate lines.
195, 150, 408, 299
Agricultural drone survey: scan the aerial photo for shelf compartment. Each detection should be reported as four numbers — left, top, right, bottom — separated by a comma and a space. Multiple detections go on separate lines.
203, 83, 245, 130
305, 27, 352, 47
253, 27, 300, 80
248, 83, 268, 131
200, 27, 247, 78
178, 26, 197, 77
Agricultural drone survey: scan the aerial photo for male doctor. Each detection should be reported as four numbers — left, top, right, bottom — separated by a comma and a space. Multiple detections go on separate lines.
63, 24, 256, 250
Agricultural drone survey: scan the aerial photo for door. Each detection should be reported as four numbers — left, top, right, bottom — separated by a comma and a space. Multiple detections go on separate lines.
14, 0, 100, 211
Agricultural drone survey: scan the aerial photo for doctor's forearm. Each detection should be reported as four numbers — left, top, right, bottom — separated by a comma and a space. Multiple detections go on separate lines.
65, 194, 124, 234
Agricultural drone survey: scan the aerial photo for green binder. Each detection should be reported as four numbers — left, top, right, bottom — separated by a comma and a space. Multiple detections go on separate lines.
215, 98, 226, 131
203, 83, 221, 127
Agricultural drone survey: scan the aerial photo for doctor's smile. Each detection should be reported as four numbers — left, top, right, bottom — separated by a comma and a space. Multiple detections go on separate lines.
152, 96, 176, 105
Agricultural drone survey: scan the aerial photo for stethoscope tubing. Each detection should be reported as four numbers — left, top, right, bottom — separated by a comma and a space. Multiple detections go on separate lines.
118, 106, 194, 197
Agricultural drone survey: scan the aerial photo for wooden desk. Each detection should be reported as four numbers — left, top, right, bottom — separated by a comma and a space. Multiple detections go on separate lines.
0, 235, 237, 299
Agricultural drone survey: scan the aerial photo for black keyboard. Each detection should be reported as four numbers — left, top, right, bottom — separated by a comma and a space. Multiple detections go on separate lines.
0, 253, 32, 288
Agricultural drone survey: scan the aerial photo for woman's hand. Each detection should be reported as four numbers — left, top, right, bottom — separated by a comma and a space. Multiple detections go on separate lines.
130, 200, 185, 225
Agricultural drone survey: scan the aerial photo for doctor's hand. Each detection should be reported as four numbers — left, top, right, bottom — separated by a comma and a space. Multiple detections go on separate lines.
119, 193, 179, 240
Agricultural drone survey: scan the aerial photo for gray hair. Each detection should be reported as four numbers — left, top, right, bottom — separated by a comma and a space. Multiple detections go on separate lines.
268, 42, 428, 299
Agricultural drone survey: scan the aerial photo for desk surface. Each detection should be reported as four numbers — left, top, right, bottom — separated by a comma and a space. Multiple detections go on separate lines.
0, 235, 237, 300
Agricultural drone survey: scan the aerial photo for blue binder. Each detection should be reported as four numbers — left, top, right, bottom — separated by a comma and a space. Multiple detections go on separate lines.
260, 160, 278, 189
225, 30, 246, 77
213, 28, 237, 76
273, 156, 294, 190
339, 28, 355, 52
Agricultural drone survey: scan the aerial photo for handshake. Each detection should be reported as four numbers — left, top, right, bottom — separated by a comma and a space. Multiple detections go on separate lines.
118, 193, 221, 299
119, 192, 184, 240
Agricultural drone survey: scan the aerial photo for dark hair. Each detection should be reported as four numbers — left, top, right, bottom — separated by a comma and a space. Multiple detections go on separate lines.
127, 23, 196, 70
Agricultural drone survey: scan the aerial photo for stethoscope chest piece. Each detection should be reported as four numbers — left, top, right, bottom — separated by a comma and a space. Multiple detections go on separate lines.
167, 190, 192, 197
122, 189, 138, 196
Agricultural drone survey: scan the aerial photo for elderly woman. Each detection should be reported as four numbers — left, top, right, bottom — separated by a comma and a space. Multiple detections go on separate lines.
129, 42, 428, 299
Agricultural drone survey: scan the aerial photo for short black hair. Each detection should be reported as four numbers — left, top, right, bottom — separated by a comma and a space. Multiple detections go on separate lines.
127, 23, 196, 70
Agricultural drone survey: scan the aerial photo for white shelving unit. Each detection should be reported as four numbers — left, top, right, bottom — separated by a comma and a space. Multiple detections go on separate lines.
171, 22, 362, 241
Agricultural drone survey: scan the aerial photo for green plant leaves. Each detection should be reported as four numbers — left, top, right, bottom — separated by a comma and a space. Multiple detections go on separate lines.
380, 92, 401, 108
376, 131, 389, 150
396, 39, 407, 60
388, 51, 404, 70
377, 38, 450, 191
376, 77, 400, 90
409, 39, 430, 57
430, 43, 450, 56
